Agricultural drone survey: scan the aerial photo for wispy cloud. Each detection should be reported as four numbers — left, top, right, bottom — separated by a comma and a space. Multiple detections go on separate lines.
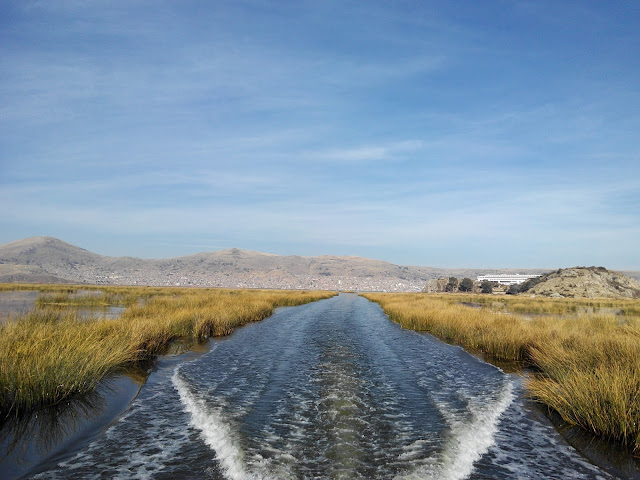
312, 140, 424, 162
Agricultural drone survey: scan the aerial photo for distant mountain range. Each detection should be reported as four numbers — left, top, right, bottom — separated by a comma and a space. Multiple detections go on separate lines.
1, 236, 635, 292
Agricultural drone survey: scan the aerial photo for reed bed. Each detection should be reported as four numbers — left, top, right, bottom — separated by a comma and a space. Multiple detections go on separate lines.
362, 292, 640, 454
0, 286, 335, 418
441, 293, 640, 316
0, 283, 169, 308
0, 284, 104, 293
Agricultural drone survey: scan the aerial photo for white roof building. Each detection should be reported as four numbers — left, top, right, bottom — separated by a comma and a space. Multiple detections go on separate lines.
476, 273, 541, 285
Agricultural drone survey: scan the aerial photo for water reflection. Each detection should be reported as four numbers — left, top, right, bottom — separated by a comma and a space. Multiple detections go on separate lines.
545, 408, 640, 480
0, 291, 39, 322
75, 305, 125, 320
2, 391, 106, 457
0, 374, 143, 480
0, 290, 125, 324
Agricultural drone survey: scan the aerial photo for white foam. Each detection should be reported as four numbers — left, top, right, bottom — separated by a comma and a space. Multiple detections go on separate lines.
398, 439, 429, 461
397, 380, 514, 480
173, 368, 298, 480
172, 368, 253, 480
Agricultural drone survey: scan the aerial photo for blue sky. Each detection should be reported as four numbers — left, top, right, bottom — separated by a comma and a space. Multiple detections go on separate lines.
1, 1, 639, 269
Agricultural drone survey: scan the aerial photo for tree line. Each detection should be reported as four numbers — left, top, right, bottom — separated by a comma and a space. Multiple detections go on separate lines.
444, 277, 494, 294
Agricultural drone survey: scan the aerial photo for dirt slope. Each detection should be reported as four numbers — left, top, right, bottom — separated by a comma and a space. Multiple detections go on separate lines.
524, 267, 640, 299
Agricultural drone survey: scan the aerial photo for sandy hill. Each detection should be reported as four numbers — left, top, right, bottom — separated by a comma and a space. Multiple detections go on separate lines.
523, 266, 640, 299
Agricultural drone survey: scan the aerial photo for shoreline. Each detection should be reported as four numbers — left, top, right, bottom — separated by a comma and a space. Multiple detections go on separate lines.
362, 292, 640, 460
0, 285, 336, 418
0, 372, 144, 479
0, 335, 221, 479
415, 325, 640, 478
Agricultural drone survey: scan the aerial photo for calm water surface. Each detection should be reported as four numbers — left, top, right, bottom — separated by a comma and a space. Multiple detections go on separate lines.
7, 294, 638, 479
0, 291, 39, 321
0, 290, 124, 322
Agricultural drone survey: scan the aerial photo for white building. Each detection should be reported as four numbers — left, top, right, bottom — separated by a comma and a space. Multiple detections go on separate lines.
476, 273, 541, 285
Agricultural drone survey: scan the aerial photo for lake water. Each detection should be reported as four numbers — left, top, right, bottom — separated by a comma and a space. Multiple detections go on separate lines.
4, 294, 639, 479
0, 291, 124, 322
0, 291, 40, 321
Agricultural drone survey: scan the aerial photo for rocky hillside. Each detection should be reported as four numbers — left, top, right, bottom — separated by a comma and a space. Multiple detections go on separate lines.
0, 237, 551, 292
522, 267, 640, 299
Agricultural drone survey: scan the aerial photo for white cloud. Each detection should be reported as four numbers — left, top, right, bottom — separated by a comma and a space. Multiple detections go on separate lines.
313, 140, 424, 162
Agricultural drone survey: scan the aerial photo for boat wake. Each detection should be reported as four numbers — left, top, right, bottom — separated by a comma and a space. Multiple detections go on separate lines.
396, 380, 514, 480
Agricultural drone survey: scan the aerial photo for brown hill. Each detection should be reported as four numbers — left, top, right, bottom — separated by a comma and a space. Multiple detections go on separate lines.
523, 267, 640, 299
0, 236, 102, 266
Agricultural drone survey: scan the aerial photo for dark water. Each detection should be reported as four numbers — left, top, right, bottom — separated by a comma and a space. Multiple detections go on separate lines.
11, 294, 638, 479
0, 376, 143, 480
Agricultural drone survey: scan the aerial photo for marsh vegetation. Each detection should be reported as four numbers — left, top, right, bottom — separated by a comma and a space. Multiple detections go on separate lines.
0, 284, 335, 419
362, 292, 640, 455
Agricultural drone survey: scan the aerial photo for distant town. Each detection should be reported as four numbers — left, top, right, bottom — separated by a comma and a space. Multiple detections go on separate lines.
62, 268, 426, 292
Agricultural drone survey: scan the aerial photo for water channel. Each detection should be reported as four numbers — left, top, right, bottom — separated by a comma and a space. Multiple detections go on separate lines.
3, 294, 639, 479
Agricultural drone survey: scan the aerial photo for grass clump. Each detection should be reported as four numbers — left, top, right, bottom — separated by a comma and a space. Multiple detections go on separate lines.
0, 286, 335, 418
362, 292, 640, 454
1, 310, 132, 414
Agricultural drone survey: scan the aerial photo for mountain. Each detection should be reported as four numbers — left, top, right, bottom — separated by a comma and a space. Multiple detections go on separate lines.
0, 236, 103, 267
0, 237, 100, 284
0, 236, 622, 292
522, 266, 640, 299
